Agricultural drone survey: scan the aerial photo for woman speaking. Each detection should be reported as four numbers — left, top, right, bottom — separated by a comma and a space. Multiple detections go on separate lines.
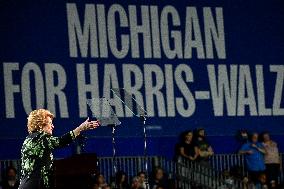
18, 109, 100, 189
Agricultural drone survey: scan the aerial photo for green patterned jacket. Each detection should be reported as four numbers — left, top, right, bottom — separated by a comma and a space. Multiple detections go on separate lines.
19, 131, 75, 189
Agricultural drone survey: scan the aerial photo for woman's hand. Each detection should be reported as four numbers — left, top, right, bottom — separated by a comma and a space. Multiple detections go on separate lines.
73, 118, 100, 137
79, 117, 100, 131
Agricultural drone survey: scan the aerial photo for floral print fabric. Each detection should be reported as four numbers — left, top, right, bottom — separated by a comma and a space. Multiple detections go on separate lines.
19, 131, 75, 189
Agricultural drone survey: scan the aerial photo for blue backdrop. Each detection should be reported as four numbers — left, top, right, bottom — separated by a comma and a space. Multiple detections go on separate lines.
0, 0, 283, 159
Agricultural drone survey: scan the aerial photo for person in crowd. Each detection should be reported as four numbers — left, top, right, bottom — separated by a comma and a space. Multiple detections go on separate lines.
261, 132, 281, 188
102, 185, 111, 189
137, 171, 147, 189
92, 173, 108, 189
150, 167, 167, 189
270, 180, 278, 189
239, 130, 249, 143
155, 185, 164, 189
18, 109, 100, 189
178, 130, 198, 161
242, 176, 256, 189
1, 166, 20, 189
131, 176, 143, 189
219, 170, 234, 189
255, 173, 268, 189
239, 133, 266, 184
111, 171, 130, 189
194, 128, 214, 166
236, 130, 249, 151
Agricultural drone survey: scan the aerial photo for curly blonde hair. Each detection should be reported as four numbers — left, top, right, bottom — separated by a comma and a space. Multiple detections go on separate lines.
27, 109, 54, 134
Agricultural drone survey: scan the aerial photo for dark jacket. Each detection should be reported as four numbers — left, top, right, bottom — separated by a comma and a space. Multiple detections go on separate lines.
18, 131, 75, 189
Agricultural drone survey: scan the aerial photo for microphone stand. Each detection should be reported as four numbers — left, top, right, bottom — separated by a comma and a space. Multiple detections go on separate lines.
109, 124, 117, 175
87, 97, 121, 178
140, 115, 149, 189
110, 88, 149, 188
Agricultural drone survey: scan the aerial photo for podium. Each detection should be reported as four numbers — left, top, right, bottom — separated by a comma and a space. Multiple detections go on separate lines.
53, 154, 97, 189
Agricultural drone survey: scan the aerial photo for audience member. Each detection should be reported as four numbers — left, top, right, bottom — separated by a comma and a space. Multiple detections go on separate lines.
261, 132, 281, 188
236, 130, 249, 152
102, 184, 111, 189
242, 176, 255, 189
270, 180, 277, 189
194, 128, 214, 166
178, 130, 198, 161
219, 170, 234, 189
150, 167, 167, 189
239, 133, 266, 184
255, 173, 268, 189
1, 166, 19, 189
137, 171, 147, 189
92, 173, 107, 189
131, 176, 143, 189
155, 185, 164, 189
238, 130, 249, 144
111, 171, 130, 189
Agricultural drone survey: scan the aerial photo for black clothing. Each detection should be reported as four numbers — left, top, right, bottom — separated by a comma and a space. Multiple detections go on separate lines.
150, 179, 167, 189
248, 170, 265, 184
265, 163, 280, 186
1, 179, 20, 189
180, 142, 196, 158
18, 131, 75, 189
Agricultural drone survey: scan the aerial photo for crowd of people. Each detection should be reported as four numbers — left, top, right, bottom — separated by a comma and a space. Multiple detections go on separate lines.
89, 168, 169, 189
174, 128, 282, 189
238, 131, 281, 189
0, 128, 282, 189
0, 166, 170, 189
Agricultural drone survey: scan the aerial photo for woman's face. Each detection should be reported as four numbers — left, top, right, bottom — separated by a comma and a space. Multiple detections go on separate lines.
185, 132, 193, 141
43, 116, 54, 135
251, 134, 258, 143
263, 133, 270, 142
155, 169, 163, 180
198, 130, 205, 137
139, 173, 145, 182
7, 169, 16, 180
132, 179, 140, 189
